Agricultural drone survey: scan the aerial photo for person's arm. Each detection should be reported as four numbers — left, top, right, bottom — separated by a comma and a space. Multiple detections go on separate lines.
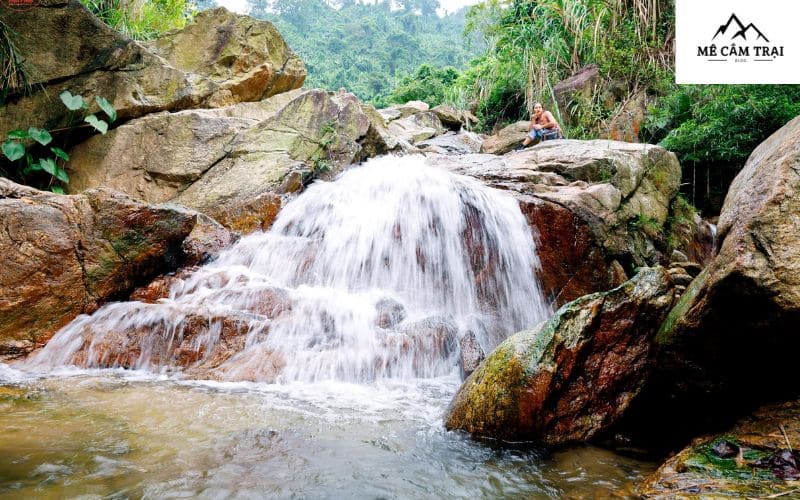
540, 111, 557, 129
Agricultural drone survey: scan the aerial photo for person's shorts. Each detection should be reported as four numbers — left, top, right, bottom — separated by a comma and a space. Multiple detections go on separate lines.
528, 128, 563, 141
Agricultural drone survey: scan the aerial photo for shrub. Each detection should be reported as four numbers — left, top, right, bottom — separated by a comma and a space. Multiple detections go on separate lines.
79, 0, 195, 40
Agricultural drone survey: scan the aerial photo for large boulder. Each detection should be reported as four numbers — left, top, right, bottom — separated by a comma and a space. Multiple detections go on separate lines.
0, 2, 305, 138
479, 121, 529, 155
145, 8, 306, 107
445, 267, 676, 445
427, 140, 682, 305
640, 400, 800, 498
633, 115, 800, 439
605, 91, 649, 143
387, 111, 445, 144
431, 105, 476, 131
0, 179, 233, 360
553, 64, 599, 126
68, 89, 391, 232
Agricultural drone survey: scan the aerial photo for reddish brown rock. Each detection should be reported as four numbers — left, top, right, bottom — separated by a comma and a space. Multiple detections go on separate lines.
553, 64, 599, 126
519, 196, 620, 306
0, 179, 232, 360
428, 140, 683, 306
606, 92, 649, 143
445, 267, 675, 445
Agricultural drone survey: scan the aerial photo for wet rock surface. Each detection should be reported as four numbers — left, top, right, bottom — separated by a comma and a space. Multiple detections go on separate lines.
445, 267, 676, 445
640, 400, 800, 498
0, 179, 232, 359
427, 140, 683, 305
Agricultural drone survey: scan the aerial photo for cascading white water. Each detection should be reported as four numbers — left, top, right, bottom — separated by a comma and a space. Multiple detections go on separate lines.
26, 156, 551, 382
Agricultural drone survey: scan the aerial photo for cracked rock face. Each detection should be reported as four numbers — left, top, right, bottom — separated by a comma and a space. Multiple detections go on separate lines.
67, 89, 390, 233
0, 179, 231, 360
0, 3, 305, 141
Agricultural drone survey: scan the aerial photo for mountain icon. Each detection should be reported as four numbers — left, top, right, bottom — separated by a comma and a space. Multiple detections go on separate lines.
713, 13, 770, 42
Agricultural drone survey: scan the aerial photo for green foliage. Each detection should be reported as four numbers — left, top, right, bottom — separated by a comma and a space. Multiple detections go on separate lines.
0, 20, 32, 106
308, 121, 338, 181
628, 213, 662, 238
384, 64, 459, 107
450, 0, 672, 132
80, 0, 195, 40
665, 194, 698, 253
643, 85, 800, 212
1, 93, 116, 192
207, 0, 481, 105
645, 85, 800, 165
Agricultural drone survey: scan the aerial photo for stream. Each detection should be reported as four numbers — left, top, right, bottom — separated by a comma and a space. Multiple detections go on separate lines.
1, 156, 655, 497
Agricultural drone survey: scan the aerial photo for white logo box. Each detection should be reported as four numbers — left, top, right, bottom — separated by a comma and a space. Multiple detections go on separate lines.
675, 0, 800, 84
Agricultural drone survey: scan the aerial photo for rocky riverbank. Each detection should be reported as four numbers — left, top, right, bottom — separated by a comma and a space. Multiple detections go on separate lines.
2, 3, 799, 497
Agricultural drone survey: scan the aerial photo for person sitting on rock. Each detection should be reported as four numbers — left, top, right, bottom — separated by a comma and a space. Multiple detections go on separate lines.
515, 102, 563, 150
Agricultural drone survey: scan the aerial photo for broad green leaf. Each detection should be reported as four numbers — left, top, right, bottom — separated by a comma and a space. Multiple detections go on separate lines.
54, 167, 70, 183
96, 96, 117, 123
7, 129, 29, 140
2, 140, 24, 161
84, 115, 108, 134
59, 90, 86, 111
50, 185, 65, 195
40, 157, 58, 176
23, 162, 41, 175
28, 127, 52, 146
50, 147, 70, 161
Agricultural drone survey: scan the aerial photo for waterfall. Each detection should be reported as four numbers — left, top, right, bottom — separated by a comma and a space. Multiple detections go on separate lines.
26, 156, 551, 383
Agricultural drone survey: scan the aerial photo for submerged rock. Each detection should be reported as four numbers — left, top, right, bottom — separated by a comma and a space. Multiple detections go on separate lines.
445, 267, 675, 445
458, 329, 485, 380
640, 400, 800, 498
0, 3, 305, 139
0, 179, 233, 360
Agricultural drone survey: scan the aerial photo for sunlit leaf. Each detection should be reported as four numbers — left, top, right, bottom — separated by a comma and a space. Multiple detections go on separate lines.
95, 96, 117, 123
59, 90, 86, 111
28, 127, 52, 146
40, 157, 58, 176
84, 115, 108, 134
1, 140, 24, 161
7, 129, 29, 140
50, 147, 70, 161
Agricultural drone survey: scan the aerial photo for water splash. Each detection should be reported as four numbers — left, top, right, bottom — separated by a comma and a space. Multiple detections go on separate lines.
26, 156, 550, 382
